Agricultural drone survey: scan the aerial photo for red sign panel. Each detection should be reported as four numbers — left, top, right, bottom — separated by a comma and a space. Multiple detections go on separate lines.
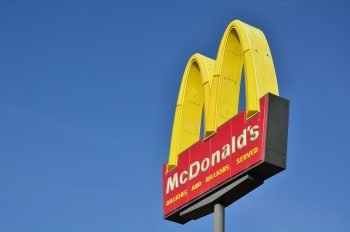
163, 95, 269, 216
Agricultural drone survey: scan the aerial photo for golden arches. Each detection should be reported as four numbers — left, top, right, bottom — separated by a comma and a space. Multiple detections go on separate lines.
168, 20, 279, 170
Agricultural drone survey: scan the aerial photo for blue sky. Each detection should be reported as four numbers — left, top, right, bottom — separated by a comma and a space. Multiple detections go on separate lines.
1, 0, 350, 231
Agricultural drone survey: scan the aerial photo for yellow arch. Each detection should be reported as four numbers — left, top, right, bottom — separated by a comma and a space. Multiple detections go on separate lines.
167, 20, 279, 170
168, 54, 215, 169
207, 20, 279, 134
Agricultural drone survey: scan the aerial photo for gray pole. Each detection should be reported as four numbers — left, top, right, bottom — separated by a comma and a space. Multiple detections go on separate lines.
214, 204, 225, 232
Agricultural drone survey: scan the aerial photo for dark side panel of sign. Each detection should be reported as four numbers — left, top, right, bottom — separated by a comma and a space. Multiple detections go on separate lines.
163, 94, 289, 224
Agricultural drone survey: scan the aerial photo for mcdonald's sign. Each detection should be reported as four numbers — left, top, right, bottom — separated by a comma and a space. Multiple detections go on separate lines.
163, 20, 289, 224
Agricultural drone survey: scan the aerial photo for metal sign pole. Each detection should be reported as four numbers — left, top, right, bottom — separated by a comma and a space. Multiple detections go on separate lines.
214, 204, 225, 232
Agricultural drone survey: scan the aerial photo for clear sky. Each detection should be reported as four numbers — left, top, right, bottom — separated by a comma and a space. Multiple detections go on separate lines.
1, 0, 350, 231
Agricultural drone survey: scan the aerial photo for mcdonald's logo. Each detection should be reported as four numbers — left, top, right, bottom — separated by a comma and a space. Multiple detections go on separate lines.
167, 20, 279, 170
163, 20, 289, 224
